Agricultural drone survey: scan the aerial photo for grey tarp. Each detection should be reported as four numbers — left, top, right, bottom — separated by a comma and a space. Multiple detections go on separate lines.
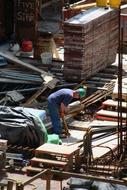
66, 177, 127, 189
0, 106, 45, 148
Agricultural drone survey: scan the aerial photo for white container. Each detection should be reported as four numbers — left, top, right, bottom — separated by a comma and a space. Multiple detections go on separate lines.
9, 43, 20, 52
0, 139, 8, 150
41, 52, 52, 64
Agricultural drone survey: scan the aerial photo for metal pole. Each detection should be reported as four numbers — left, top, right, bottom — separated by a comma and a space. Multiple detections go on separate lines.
117, 6, 123, 156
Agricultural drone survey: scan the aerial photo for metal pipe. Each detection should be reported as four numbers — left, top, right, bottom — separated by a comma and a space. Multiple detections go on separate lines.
117, 7, 123, 156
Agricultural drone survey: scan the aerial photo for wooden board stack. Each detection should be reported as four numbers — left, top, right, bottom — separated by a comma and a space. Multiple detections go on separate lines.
121, 5, 127, 46
63, 7, 119, 81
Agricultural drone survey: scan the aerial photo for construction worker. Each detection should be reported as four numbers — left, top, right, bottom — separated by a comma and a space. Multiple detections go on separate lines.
47, 88, 86, 138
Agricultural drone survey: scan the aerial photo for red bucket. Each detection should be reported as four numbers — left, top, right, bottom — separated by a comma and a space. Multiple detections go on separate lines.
21, 40, 33, 52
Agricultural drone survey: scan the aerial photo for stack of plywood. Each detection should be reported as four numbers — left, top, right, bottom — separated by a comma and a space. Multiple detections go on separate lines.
63, 7, 119, 81
121, 5, 127, 45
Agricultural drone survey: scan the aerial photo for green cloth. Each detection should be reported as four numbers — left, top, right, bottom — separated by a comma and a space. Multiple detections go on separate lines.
36, 116, 62, 144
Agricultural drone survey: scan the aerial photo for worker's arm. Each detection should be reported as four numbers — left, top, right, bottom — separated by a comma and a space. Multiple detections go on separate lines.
60, 103, 68, 117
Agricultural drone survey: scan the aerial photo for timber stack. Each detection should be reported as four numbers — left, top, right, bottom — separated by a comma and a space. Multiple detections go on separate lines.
121, 5, 127, 47
63, 7, 119, 81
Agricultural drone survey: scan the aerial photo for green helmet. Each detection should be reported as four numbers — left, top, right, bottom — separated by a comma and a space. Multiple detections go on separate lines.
76, 88, 86, 98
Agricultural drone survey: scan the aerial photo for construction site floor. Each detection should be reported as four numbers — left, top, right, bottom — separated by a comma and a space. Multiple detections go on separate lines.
0, 6, 127, 186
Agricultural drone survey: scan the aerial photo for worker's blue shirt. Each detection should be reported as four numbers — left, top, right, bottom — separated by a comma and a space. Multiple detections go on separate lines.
48, 89, 73, 106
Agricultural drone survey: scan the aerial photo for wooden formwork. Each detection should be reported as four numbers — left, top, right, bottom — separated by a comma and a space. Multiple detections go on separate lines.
64, 7, 119, 81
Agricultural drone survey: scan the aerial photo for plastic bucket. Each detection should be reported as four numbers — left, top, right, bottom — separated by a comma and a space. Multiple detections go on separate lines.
41, 52, 52, 64
21, 40, 33, 52
47, 134, 61, 144
96, 0, 107, 7
109, 0, 121, 8
0, 139, 8, 150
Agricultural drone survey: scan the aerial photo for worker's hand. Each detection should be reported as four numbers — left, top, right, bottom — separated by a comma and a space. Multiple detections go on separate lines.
60, 111, 65, 117
60, 103, 67, 117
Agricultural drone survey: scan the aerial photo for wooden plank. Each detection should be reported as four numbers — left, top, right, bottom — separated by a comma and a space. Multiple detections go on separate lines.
68, 120, 91, 131
89, 119, 118, 127
7, 181, 14, 190
25, 166, 43, 172
51, 38, 60, 60
23, 166, 42, 173
95, 115, 121, 122
102, 99, 127, 109
122, 177, 127, 182
96, 109, 127, 119
25, 166, 43, 175
35, 143, 79, 156
31, 157, 67, 166
71, 2, 96, 10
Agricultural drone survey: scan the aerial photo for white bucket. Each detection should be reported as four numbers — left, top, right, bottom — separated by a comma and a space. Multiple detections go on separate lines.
41, 52, 52, 64
0, 139, 8, 150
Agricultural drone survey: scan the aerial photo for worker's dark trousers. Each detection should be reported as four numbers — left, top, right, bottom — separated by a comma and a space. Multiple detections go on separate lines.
48, 102, 62, 134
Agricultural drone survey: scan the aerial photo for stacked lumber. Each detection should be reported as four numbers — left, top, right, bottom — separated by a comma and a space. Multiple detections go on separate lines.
26, 143, 80, 174
63, 7, 119, 81
96, 99, 127, 122
121, 5, 127, 46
